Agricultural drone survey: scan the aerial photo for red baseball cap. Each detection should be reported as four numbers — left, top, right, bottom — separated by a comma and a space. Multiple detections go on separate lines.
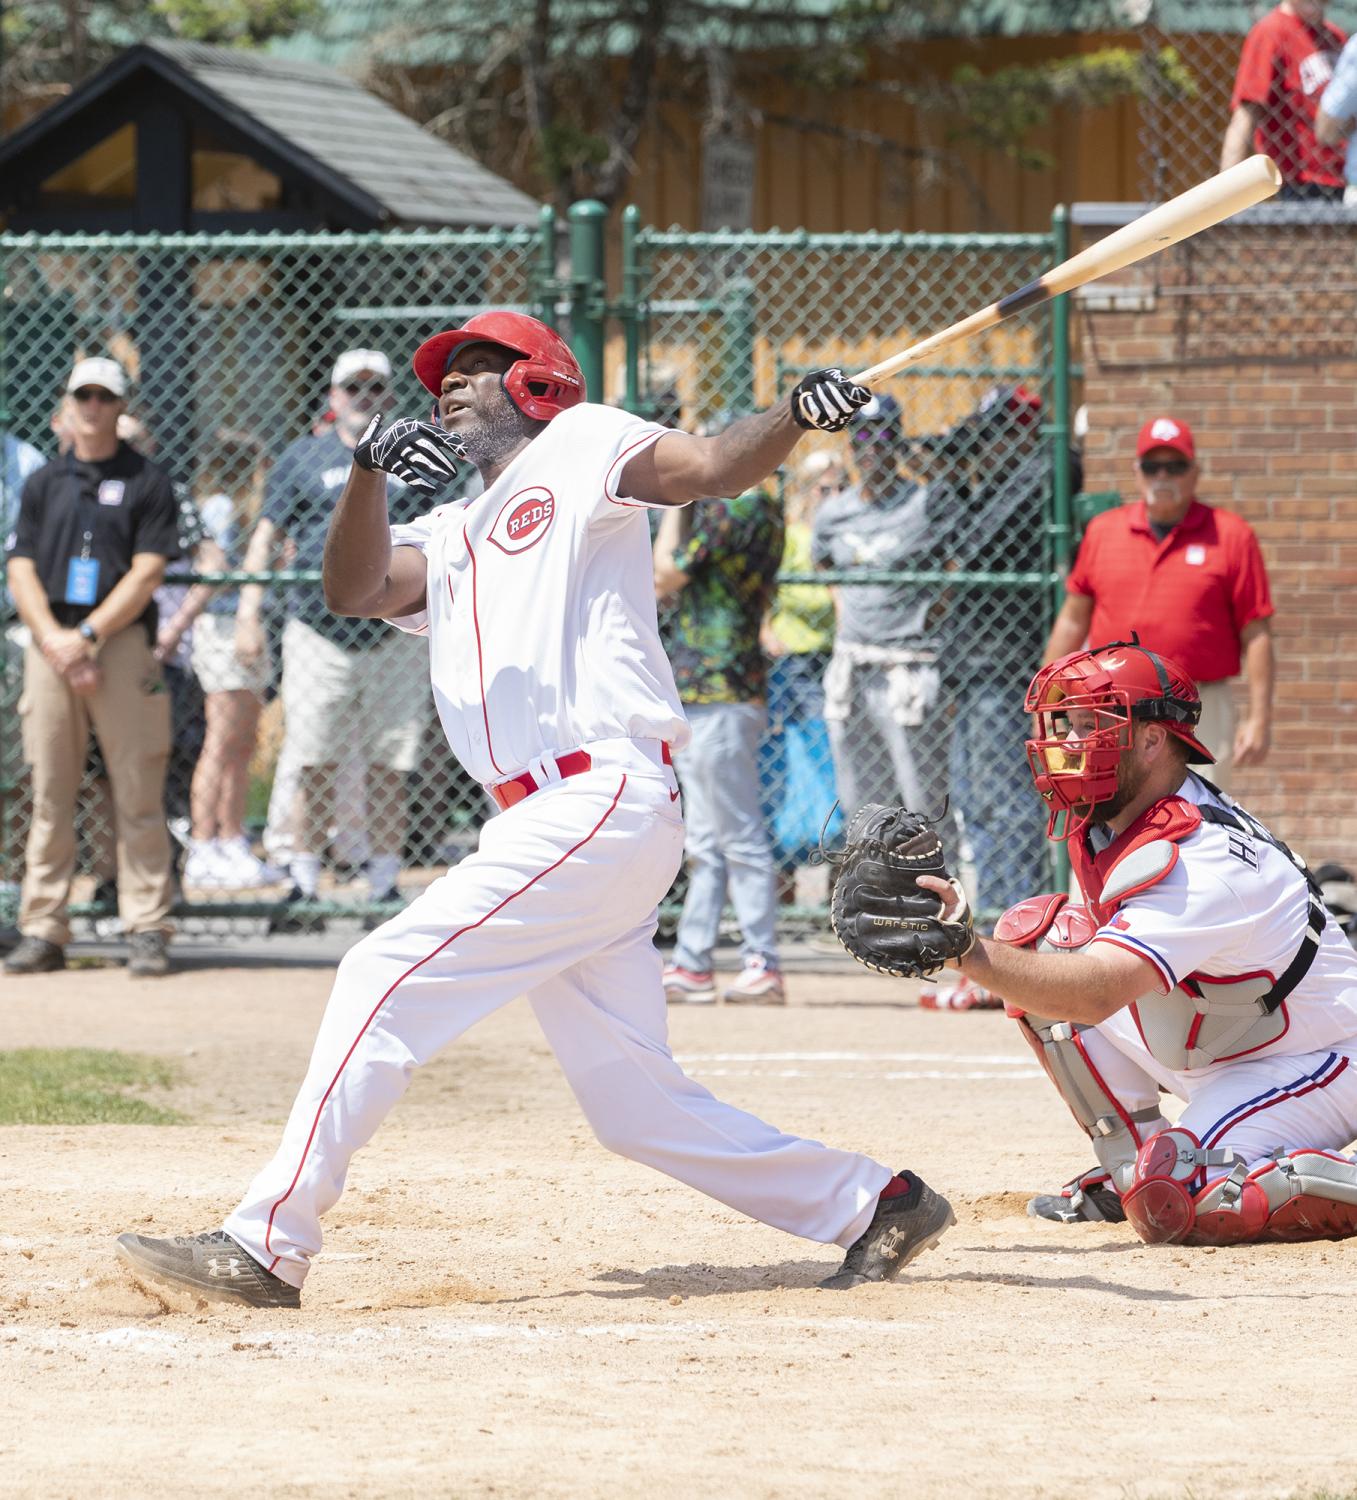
1136, 416, 1195, 461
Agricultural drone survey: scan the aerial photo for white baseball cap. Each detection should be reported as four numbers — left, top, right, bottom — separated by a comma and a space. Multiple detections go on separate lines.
66, 357, 128, 398
331, 349, 392, 387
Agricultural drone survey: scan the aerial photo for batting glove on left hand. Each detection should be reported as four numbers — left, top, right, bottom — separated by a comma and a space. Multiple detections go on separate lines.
354, 414, 467, 493
790, 368, 873, 433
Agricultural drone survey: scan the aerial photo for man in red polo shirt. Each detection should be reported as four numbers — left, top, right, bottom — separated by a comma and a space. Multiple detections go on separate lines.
1221, 0, 1347, 199
1042, 417, 1274, 789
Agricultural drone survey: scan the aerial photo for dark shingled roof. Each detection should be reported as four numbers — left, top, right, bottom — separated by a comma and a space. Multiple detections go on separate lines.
145, 39, 542, 227
0, 38, 543, 229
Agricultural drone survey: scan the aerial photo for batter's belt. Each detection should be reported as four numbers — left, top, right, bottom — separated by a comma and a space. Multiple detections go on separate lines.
487, 739, 674, 810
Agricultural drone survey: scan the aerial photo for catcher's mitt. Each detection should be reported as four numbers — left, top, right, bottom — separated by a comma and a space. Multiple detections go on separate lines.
828, 804, 975, 979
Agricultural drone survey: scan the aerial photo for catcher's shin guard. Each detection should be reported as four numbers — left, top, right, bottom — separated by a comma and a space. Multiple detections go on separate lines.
1125, 1129, 1357, 1246
998, 892, 1167, 1194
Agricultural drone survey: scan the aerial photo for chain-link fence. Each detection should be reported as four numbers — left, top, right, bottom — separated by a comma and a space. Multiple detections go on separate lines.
1129, 3, 1357, 364
0, 226, 552, 941
1, 219, 1068, 951
632, 226, 1069, 926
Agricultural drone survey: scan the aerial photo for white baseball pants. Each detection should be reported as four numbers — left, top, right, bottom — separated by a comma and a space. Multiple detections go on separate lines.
225, 747, 892, 1286
1087, 1019, 1357, 1164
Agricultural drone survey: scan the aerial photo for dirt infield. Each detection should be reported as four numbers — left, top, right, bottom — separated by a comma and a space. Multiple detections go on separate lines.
2, 956, 1355, 1499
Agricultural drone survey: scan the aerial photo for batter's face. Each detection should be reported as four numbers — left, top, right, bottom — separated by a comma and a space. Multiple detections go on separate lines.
437, 342, 539, 470
1136, 445, 1197, 527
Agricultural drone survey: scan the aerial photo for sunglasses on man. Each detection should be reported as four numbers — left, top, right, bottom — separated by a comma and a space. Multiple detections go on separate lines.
1139, 458, 1190, 477
72, 387, 120, 404
342, 379, 389, 398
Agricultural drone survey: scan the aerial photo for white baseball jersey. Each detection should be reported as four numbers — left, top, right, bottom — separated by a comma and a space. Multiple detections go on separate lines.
385, 402, 689, 785
1089, 773, 1357, 1089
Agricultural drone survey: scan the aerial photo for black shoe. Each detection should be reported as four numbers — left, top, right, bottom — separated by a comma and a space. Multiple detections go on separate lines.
3, 936, 66, 974
820, 1172, 955, 1290
1028, 1169, 1126, 1224
127, 930, 171, 977
115, 1230, 300, 1309
267, 885, 327, 935
362, 887, 404, 932
0, 924, 22, 955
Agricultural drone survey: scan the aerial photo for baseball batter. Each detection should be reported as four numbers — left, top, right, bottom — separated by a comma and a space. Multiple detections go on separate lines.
930, 639, 1357, 1244
115, 313, 954, 1307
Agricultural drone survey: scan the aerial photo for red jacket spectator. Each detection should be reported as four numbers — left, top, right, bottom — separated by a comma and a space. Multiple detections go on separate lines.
1043, 417, 1275, 791
1222, 1, 1347, 192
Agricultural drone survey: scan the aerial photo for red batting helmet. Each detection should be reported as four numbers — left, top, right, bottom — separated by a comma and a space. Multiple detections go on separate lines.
1024, 637, 1214, 841
412, 311, 585, 423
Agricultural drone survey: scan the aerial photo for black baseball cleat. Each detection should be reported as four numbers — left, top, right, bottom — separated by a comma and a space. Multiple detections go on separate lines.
115, 1230, 300, 1309
819, 1172, 956, 1290
1028, 1169, 1127, 1224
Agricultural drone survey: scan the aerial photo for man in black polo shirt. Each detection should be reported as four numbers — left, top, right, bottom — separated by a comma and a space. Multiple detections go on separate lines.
4, 356, 180, 976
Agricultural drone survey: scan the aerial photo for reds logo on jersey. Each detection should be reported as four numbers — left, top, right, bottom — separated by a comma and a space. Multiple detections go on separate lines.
488, 486, 556, 556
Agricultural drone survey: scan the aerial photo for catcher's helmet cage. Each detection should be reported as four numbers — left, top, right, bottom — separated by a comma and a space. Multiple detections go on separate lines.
1024, 637, 1214, 841
413, 312, 585, 423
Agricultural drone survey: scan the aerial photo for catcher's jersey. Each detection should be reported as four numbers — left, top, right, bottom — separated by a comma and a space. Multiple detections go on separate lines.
1089, 773, 1357, 1079
385, 402, 688, 785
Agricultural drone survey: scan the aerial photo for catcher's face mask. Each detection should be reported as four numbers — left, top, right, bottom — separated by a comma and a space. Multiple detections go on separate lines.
1024, 638, 1213, 841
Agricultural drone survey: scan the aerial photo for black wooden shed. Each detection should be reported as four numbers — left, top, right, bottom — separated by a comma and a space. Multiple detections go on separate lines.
0, 38, 542, 232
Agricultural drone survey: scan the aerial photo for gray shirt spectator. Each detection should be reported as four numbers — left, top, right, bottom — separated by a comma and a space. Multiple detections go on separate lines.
810, 477, 940, 646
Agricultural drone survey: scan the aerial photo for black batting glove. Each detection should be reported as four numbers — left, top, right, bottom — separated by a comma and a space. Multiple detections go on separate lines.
790, 368, 874, 433
354, 414, 467, 494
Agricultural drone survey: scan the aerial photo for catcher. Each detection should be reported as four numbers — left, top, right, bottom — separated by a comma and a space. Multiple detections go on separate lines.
833, 639, 1357, 1246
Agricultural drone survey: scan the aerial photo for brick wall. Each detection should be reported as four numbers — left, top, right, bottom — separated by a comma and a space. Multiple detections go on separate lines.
1074, 221, 1357, 869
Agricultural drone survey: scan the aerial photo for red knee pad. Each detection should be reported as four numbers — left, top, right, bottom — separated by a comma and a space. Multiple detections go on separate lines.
1123, 1127, 1269, 1246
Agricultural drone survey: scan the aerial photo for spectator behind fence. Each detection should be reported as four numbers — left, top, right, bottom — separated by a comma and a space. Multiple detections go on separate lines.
181, 430, 282, 889
927, 385, 1077, 916
4, 356, 179, 976
1222, 0, 1346, 199
811, 393, 958, 853
236, 349, 429, 929
114, 411, 232, 899
655, 415, 787, 1006
1316, 31, 1357, 204
0, 420, 47, 944
1043, 416, 1274, 791
759, 449, 843, 903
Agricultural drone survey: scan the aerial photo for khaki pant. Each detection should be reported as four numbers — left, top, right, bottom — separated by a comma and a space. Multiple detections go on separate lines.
1196, 678, 1238, 792
18, 626, 173, 944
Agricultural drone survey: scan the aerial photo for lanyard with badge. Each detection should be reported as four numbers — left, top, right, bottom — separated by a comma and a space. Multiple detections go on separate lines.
66, 527, 99, 607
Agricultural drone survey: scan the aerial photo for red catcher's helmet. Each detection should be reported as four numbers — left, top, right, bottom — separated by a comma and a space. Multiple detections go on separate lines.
1024, 637, 1214, 841
412, 312, 585, 423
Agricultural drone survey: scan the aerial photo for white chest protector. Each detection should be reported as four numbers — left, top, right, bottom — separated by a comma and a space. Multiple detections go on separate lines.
1096, 813, 1325, 1073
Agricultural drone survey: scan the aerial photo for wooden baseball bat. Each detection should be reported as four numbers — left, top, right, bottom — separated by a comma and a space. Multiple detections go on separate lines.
851, 155, 1282, 385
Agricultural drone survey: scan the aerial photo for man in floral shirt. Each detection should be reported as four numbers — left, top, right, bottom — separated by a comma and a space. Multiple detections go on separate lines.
654, 474, 786, 1004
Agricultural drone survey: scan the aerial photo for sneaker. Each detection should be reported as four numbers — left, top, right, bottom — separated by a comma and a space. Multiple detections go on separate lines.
219, 836, 287, 887
919, 975, 1003, 1011
662, 964, 717, 1004
362, 886, 405, 932
1027, 1168, 1126, 1224
267, 884, 327, 935
3, 935, 66, 974
183, 839, 236, 889
115, 1230, 300, 1309
127, 930, 170, 977
723, 956, 786, 1005
819, 1172, 956, 1289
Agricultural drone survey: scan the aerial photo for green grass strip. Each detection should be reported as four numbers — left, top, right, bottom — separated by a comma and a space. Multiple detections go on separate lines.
0, 1048, 185, 1125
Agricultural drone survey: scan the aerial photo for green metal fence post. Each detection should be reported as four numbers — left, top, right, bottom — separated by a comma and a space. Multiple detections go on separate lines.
719, 273, 756, 413
1050, 202, 1074, 893
567, 200, 607, 403
534, 203, 557, 325
621, 204, 642, 413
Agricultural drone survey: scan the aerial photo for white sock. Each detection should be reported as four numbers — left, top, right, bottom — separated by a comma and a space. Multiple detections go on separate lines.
365, 852, 400, 897
290, 852, 322, 897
